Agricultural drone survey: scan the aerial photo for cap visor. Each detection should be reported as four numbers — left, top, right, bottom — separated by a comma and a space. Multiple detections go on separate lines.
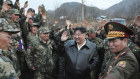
5, 31, 20, 34
106, 37, 119, 40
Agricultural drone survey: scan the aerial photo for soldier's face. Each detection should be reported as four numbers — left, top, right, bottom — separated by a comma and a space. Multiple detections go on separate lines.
74, 30, 86, 44
88, 33, 96, 39
28, 19, 33, 24
30, 26, 38, 34
40, 33, 50, 41
3, 3, 11, 11
7, 4, 12, 10
108, 38, 127, 53
31, 12, 35, 16
0, 32, 12, 50
11, 14, 19, 22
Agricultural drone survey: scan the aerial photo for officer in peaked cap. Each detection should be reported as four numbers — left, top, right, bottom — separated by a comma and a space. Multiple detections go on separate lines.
104, 22, 134, 39
0, 18, 19, 79
99, 22, 139, 79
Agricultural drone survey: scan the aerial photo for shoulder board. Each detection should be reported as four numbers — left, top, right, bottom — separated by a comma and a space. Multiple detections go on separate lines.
116, 61, 126, 68
0, 55, 11, 62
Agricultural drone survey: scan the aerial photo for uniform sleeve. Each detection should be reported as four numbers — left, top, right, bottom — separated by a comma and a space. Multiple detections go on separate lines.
104, 59, 137, 79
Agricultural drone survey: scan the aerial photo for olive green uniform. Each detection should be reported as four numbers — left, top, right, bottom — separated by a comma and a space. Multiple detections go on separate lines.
26, 38, 54, 79
100, 47, 139, 79
0, 50, 18, 79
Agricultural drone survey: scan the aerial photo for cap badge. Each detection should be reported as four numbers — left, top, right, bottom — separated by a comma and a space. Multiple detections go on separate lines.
109, 24, 113, 29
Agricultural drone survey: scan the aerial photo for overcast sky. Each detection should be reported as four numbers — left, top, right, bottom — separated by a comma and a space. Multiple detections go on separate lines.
11, 0, 123, 13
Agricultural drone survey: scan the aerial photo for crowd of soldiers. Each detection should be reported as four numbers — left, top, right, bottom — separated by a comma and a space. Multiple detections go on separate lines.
0, 0, 140, 79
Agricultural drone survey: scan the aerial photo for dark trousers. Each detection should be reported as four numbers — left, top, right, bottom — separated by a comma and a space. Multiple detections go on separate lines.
64, 73, 90, 79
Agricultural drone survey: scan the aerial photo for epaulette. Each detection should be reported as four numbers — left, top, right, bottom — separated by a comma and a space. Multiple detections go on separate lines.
0, 55, 11, 62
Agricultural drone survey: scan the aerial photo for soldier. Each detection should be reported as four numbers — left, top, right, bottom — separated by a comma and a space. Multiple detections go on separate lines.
131, 15, 140, 47
87, 27, 104, 79
6, 8, 26, 77
96, 20, 107, 40
13, 0, 20, 10
88, 27, 104, 50
99, 22, 139, 79
22, 22, 40, 79
128, 15, 140, 77
50, 26, 66, 79
27, 22, 39, 46
0, 18, 19, 79
7, 8, 20, 29
26, 27, 55, 79
36, 6, 48, 26
25, 8, 36, 22
0, 0, 13, 18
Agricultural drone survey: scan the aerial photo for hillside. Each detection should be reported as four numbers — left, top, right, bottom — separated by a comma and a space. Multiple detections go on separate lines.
48, 2, 101, 22
47, 0, 140, 23
104, 0, 140, 19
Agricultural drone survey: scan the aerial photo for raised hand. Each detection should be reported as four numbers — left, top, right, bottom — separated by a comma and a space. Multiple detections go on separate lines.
16, 1, 20, 9
97, 20, 107, 31
61, 31, 69, 42
24, 1, 28, 9
38, 6, 42, 14
26, 11, 32, 18
66, 20, 72, 26
2, 3, 9, 12
134, 15, 140, 27
42, 12, 46, 21
26, 11, 32, 22
54, 19, 58, 26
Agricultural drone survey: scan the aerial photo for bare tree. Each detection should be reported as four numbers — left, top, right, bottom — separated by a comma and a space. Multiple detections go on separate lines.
81, 0, 85, 21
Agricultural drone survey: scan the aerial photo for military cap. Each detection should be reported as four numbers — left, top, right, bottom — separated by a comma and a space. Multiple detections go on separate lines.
8, 9, 20, 15
30, 23, 40, 27
104, 22, 134, 39
0, 18, 19, 34
39, 27, 50, 34
5, 0, 13, 5
88, 27, 96, 33
55, 26, 61, 30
